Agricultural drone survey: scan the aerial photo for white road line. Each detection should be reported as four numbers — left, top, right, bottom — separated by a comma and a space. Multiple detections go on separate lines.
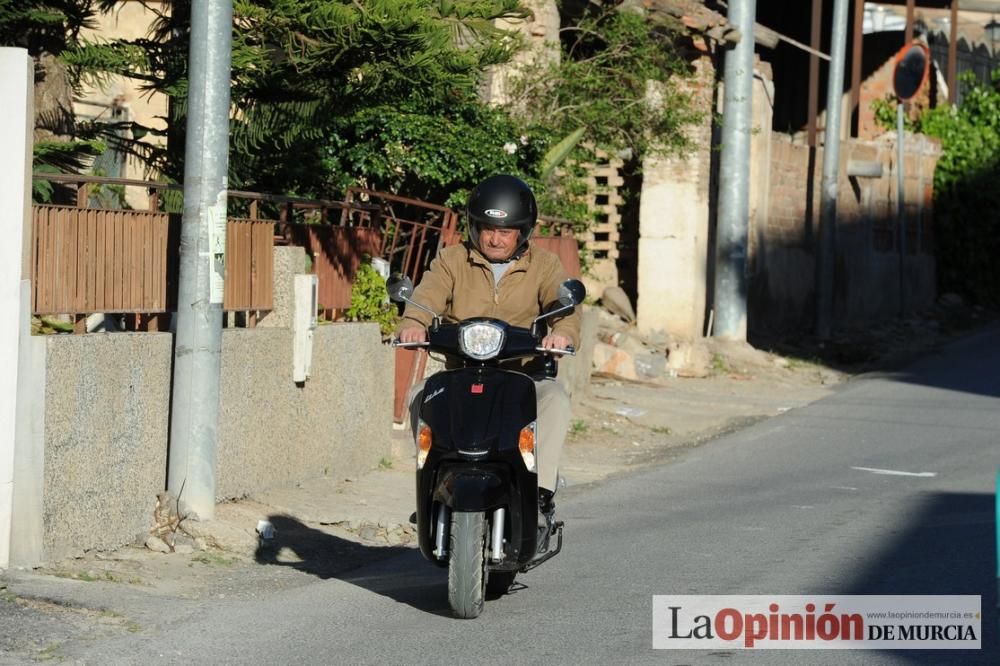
850, 466, 937, 478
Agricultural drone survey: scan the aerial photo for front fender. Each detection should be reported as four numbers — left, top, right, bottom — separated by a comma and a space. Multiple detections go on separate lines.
433, 468, 509, 512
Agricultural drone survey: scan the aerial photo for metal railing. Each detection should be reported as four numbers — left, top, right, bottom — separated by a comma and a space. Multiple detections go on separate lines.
276, 224, 383, 315
344, 187, 461, 285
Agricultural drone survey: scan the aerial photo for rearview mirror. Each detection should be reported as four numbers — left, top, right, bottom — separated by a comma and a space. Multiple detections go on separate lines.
557, 279, 586, 307
386, 275, 414, 303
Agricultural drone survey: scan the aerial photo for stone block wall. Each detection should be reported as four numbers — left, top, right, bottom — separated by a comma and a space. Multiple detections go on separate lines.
14, 243, 394, 565
43, 333, 172, 559
34, 324, 393, 563
216, 323, 393, 499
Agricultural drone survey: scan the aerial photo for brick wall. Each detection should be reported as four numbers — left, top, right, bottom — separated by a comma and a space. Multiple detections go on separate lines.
750, 132, 941, 335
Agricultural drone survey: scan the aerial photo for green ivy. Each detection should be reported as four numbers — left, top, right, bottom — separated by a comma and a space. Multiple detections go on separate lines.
346, 259, 398, 337
870, 94, 921, 133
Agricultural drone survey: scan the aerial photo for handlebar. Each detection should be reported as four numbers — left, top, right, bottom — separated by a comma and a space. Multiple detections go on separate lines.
391, 339, 575, 356
535, 345, 576, 356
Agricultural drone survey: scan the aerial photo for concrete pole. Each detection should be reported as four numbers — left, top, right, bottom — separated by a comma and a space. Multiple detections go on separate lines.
168, 0, 233, 520
713, 0, 757, 340
815, 0, 850, 340
0, 48, 34, 569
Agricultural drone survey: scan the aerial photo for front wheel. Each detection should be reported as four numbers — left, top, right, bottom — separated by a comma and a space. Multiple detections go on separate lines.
448, 511, 486, 618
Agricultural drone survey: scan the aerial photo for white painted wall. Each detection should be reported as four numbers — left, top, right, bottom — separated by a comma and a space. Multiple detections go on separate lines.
636, 61, 714, 341
637, 154, 711, 341
11, 284, 45, 567
0, 48, 34, 569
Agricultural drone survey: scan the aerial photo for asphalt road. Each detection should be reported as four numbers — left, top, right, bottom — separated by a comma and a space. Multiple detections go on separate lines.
67, 328, 999, 665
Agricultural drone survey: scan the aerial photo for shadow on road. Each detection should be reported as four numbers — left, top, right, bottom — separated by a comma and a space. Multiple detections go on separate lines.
885, 335, 1000, 400
841, 491, 997, 664
253, 514, 454, 617
763, 325, 1000, 401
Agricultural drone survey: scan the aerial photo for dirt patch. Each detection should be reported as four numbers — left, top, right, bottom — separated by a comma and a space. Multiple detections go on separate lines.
562, 364, 839, 488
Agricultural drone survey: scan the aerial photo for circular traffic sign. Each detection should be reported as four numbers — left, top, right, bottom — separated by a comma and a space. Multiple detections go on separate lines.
893, 42, 930, 102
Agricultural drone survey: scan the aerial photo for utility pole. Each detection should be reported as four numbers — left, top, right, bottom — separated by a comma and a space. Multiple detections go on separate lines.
816, 0, 850, 340
167, 0, 233, 520
713, 0, 757, 341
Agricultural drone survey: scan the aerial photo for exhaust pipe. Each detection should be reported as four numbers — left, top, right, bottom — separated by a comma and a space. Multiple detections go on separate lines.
490, 507, 506, 562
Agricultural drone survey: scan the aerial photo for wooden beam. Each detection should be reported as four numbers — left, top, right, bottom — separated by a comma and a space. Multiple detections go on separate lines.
753, 22, 780, 48
949, 1, 959, 104
905, 0, 916, 43
851, 0, 865, 137
809, 0, 823, 147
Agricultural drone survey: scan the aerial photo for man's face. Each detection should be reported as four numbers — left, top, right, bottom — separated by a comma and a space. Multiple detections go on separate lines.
478, 224, 520, 262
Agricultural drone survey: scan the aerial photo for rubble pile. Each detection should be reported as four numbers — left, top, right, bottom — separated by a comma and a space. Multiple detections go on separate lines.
589, 287, 691, 383
589, 287, 798, 384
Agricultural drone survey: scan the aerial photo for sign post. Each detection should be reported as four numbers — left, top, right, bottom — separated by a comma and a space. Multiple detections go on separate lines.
891, 42, 930, 316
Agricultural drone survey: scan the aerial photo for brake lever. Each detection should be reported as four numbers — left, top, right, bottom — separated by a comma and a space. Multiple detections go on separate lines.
392, 340, 430, 348
535, 345, 576, 357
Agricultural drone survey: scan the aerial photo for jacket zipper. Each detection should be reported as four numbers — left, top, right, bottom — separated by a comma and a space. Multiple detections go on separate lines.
480, 257, 525, 309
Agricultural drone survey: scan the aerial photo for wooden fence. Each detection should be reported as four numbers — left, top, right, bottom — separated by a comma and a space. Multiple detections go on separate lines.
32, 205, 174, 318
30, 175, 584, 420
225, 219, 276, 315
531, 234, 582, 279
31, 204, 275, 327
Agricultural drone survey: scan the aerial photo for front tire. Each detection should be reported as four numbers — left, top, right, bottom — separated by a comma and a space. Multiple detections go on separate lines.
448, 511, 486, 618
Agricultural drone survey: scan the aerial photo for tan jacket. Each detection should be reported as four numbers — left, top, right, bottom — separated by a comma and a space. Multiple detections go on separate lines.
398, 242, 581, 351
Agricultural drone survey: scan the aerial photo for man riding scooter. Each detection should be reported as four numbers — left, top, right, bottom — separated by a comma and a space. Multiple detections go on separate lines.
396, 173, 581, 530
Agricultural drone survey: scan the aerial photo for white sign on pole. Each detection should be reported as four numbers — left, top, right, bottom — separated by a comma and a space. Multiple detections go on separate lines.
208, 187, 227, 304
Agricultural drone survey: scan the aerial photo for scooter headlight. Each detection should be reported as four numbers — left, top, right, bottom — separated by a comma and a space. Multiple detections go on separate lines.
459, 321, 505, 360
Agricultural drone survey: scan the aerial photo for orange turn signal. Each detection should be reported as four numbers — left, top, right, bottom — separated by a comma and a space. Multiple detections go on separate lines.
518, 426, 535, 454
417, 423, 432, 468
519, 423, 536, 472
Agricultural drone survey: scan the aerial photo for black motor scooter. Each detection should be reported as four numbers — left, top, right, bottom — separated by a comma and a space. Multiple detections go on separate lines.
389, 275, 585, 619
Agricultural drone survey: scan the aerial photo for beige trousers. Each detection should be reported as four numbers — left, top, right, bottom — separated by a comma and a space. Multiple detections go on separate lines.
408, 376, 571, 493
